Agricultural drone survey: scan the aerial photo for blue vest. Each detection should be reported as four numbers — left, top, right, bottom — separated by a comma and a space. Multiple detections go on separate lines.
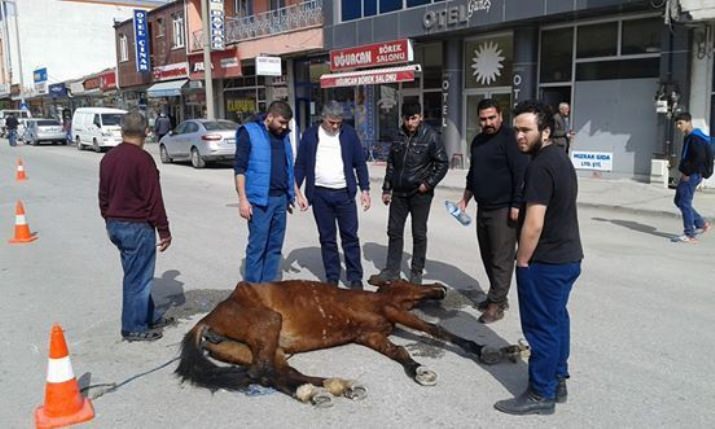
242, 122, 294, 207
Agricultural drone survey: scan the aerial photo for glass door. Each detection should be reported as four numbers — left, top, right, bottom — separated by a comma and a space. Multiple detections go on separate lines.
463, 88, 512, 149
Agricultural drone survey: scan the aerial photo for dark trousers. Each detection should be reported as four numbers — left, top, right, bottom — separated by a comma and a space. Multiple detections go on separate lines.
106, 220, 159, 334
312, 187, 362, 283
385, 191, 433, 276
674, 173, 705, 237
516, 262, 581, 399
477, 207, 518, 305
245, 194, 287, 283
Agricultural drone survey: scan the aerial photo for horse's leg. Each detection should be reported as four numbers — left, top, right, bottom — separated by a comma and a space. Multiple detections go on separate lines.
357, 332, 437, 386
383, 305, 506, 364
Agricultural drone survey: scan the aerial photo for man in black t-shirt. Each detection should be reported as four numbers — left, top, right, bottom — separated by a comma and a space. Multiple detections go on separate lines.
495, 101, 583, 416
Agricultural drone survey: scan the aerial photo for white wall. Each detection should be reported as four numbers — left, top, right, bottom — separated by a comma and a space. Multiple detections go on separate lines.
5, 0, 136, 91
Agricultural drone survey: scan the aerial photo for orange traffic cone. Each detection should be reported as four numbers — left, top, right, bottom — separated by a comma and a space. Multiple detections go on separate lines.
16, 158, 27, 181
35, 324, 94, 429
8, 200, 38, 244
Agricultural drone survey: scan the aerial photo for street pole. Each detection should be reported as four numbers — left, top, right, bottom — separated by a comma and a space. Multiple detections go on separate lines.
201, 0, 214, 120
0, 0, 12, 88
5, 0, 23, 106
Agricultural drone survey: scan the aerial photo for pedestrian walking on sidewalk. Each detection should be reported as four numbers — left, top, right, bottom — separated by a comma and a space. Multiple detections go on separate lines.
494, 101, 583, 416
369, 102, 448, 285
672, 112, 712, 243
154, 112, 172, 142
294, 101, 371, 289
456, 98, 529, 324
99, 110, 173, 342
6, 113, 19, 147
552, 102, 574, 154
234, 101, 297, 283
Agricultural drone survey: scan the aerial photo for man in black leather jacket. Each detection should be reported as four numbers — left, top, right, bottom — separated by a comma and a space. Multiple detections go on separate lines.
369, 102, 448, 285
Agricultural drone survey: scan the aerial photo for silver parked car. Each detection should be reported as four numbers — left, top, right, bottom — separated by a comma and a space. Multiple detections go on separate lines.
25, 118, 67, 145
159, 119, 239, 168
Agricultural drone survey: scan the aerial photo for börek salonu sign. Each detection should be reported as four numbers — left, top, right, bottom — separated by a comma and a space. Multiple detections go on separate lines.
329, 39, 414, 72
320, 65, 420, 89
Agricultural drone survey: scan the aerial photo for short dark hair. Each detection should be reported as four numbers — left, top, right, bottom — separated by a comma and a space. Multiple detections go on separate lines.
513, 100, 555, 134
120, 109, 148, 139
674, 112, 692, 122
267, 100, 293, 121
401, 101, 421, 118
477, 98, 501, 114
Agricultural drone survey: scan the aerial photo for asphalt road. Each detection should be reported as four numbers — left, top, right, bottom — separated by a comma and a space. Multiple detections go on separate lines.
1, 141, 714, 428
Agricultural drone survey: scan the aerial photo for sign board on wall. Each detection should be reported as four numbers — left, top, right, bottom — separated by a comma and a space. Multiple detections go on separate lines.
256, 56, 282, 76
329, 39, 414, 72
320, 65, 418, 89
33, 67, 48, 94
188, 49, 242, 79
209, 0, 225, 50
153, 62, 189, 81
571, 151, 613, 171
134, 10, 150, 72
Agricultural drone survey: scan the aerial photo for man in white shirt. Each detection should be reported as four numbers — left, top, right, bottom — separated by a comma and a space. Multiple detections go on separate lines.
294, 101, 371, 289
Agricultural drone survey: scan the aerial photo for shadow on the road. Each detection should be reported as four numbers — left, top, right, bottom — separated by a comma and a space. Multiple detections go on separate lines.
152, 270, 230, 320
592, 217, 676, 239
153, 270, 186, 312
282, 246, 325, 281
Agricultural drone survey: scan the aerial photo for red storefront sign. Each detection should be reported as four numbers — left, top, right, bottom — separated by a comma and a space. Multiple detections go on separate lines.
84, 76, 101, 90
329, 39, 413, 72
320, 65, 418, 89
152, 62, 189, 81
188, 49, 242, 80
100, 70, 116, 91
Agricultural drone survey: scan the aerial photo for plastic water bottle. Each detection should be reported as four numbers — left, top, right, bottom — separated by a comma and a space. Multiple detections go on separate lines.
444, 201, 472, 226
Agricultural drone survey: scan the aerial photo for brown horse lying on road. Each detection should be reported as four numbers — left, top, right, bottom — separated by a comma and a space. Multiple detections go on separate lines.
176, 279, 523, 407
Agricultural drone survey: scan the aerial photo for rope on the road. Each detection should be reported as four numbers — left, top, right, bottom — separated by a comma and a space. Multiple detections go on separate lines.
80, 356, 180, 400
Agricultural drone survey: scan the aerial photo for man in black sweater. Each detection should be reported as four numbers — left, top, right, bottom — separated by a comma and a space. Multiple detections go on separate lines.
457, 98, 529, 323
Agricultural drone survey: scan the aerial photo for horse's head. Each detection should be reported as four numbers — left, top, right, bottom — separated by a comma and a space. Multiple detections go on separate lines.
376, 280, 447, 310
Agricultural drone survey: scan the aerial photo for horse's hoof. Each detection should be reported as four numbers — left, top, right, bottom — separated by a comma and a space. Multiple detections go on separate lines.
479, 346, 503, 365
311, 388, 334, 408
344, 383, 368, 401
415, 366, 438, 386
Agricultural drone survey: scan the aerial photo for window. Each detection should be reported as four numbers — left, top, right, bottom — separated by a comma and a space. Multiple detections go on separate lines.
577, 22, 618, 58
235, 0, 253, 17
407, 0, 431, 6
172, 14, 185, 49
380, 0, 402, 13
364, 0, 377, 16
575, 58, 659, 80
341, 0, 361, 21
119, 34, 128, 62
622, 18, 662, 55
540, 28, 573, 83
155, 18, 164, 38
269, 0, 285, 10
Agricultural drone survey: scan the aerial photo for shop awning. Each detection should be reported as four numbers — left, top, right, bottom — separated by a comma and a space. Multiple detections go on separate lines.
147, 79, 188, 98
320, 65, 421, 89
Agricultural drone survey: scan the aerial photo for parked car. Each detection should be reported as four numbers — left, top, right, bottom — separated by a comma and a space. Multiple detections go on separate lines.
72, 107, 126, 152
0, 109, 32, 138
159, 119, 239, 168
24, 118, 66, 145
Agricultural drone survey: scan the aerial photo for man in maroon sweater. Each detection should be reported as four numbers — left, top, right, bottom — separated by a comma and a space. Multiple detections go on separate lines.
99, 110, 172, 342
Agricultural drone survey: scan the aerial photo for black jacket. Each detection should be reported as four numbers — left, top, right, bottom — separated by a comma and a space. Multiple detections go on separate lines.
5, 116, 18, 130
382, 124, 448, 196
679, 129, 711, 176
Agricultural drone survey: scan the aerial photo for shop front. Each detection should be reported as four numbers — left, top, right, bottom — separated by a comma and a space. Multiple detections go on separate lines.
188, 48, 243, 120
147, 62, 190, 127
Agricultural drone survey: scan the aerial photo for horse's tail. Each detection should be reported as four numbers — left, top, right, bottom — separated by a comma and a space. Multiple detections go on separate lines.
175, 324, 253, 392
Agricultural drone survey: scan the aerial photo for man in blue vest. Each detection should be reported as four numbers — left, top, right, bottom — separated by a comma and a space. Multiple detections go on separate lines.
294, 101, 371, 289
234, 101, 300, 282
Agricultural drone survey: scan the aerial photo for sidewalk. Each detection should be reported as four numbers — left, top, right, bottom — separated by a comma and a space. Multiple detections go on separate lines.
367, 163, 715, 220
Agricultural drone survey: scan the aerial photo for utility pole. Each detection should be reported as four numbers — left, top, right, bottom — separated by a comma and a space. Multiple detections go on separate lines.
4, 0, 24, 106
201, 0, 214, 120
0, 0, 12, 88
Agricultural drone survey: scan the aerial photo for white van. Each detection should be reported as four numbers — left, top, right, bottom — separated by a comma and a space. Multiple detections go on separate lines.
72, 107, 127, 152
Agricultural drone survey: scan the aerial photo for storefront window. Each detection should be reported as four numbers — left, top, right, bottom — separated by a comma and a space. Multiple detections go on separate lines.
576, 57, 659, 80
464, 35, 513, 89
376, 84, 399, 160
577, 22, 618, 58
622, 18, 662, 55
540, 28, 573, 83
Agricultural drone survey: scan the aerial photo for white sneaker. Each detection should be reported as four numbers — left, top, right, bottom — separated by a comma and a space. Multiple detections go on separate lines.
671, 235, 698, 244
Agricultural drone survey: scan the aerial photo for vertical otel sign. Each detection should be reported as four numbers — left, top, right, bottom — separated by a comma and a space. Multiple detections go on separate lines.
209, 0, 225, 50
134, 10, 150, 72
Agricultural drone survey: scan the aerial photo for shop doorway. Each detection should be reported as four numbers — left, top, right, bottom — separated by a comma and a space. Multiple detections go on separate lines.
463, 88, 512, 152
399, 89, 442, 132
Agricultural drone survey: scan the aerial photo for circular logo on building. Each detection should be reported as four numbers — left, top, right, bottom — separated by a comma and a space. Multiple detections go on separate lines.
471, 41, 505, 86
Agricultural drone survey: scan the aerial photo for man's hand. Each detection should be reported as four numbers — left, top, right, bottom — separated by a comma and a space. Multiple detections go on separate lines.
360, 191, 371, 211
418, 183, 430, 193
516, 260, 529, 268
382, 192, 392, 205
239, 197, 252, 220
510, 207, 520, 222
457, 198, 468, 213
296, 193, 309, 211
158, 236, 172, 252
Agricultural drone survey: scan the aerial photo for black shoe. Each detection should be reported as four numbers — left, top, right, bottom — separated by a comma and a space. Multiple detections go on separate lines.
326, 280, 339, 286
150, 316, 176, 330
494, 389, 555, 415
349, 280, 363, 290
477, 299, 509, 312
367, 271, 399, 286
556, 378, 567, 404
122, 330, 163, 342
408, 271, 422, 285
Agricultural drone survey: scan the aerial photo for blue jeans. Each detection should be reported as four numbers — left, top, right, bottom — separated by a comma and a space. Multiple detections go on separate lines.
245, 194, 287, 283
7, 129, 17, 147
107, 220, 159, 334
674, 173, 705, 237
312, 187, 362, 283
516, 262, 581, 399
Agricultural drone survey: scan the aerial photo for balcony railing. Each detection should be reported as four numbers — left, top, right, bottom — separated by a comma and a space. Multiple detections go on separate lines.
192, 0, 323, 50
